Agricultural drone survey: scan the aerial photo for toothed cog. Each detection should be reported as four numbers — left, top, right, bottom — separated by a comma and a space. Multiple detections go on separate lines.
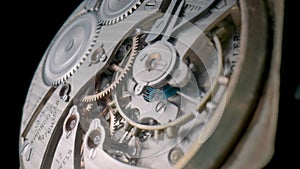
82, 35, 139, 102
98, 0, 143, 25
19, 0, 275, 168
42, 12, 101, 86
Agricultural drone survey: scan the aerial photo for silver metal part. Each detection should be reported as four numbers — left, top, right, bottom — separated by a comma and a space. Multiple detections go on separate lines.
42, 11, 101, 86
50, 106, 80, 169
82, 35, 139, 102
145, 0, 184, 42
84, 0, 100, 11
133, 41, 177, 87
98, 0, 143, 25
20, 0, 282, 168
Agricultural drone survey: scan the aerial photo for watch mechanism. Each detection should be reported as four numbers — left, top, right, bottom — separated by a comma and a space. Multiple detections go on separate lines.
19, 0, 280, 168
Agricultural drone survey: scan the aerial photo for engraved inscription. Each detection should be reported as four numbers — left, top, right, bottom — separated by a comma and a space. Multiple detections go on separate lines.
55, 149, 73, 169
230, 34, 240, 73
225, 34, 240, 75
30, 105, 58, 145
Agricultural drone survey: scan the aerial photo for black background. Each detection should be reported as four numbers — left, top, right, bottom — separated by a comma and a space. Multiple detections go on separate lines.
11, 0, 297, 168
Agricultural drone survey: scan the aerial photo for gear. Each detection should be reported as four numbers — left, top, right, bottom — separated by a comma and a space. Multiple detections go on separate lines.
98, 0, 143, 25
42, 11, 101, 86
107, 100, 120, 136
109, 108, 117, 136
82, 35, 139, 102
20, 0, 283, 168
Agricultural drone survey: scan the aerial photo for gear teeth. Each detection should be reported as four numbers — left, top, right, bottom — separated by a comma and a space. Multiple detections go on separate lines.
108, 100, 118, 136
109, 110, 117, 135
82, 35, 139, 102
43, 11, 101, 86
124, 13, 128, 18
99, 0, 142, 26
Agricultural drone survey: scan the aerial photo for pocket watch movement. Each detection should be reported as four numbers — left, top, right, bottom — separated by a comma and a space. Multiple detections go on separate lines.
19, 0, 284, 168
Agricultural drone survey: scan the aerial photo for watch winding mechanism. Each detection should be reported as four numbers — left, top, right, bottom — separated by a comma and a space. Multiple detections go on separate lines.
20, 0, 282, 168
98, 0, 143, 25
42, 11, 101, 86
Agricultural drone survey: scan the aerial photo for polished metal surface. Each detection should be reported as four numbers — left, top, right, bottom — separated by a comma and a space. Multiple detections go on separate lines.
19, 0, 284, 168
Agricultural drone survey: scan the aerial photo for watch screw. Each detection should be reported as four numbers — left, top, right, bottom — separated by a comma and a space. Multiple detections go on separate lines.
168, 147, 184, 165
59, 83, 71, 102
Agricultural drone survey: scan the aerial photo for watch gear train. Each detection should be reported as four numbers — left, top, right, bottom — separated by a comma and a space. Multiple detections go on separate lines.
19, 0, 284, 168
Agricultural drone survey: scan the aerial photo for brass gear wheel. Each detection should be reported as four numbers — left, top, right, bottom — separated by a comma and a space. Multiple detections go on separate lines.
81, 35, 139, 102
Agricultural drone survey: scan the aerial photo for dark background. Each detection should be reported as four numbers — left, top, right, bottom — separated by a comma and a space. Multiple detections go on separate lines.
11, 0, 297, 168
